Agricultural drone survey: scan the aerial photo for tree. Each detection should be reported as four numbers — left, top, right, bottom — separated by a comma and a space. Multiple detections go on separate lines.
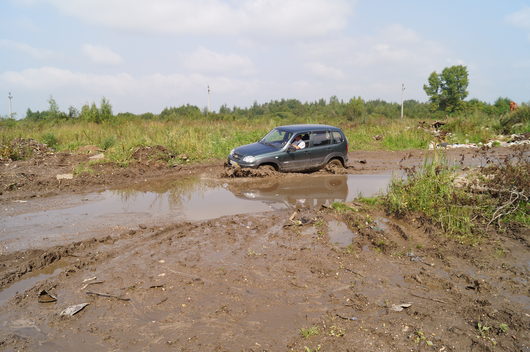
344, 97, 365, 120
99, 97, 113, 121
423, 65, 469, 113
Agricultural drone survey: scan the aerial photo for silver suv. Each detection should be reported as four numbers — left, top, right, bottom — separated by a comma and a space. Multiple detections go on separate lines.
227, 124, 348, 172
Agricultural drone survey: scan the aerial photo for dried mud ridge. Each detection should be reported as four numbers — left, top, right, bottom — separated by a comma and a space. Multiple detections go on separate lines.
1, 204, 528, 351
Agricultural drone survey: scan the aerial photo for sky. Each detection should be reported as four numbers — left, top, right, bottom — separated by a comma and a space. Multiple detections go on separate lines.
1, 0, 529, 118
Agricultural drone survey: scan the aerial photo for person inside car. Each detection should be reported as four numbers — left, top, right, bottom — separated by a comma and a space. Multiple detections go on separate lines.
291, 135, 306, 150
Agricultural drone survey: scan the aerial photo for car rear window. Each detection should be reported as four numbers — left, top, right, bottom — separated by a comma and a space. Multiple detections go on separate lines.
312, 131, 332, 147
332, 131, 344, 144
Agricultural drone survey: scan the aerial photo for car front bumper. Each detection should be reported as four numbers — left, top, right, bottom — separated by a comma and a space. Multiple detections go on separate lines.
227, 155, 259, 169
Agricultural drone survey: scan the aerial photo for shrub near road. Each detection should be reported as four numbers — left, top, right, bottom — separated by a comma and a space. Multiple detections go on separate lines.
385, 147, 529, 242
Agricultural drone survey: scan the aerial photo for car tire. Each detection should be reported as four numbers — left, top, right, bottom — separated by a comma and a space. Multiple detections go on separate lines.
325, 159, 344, 173
259, 164, 276, 172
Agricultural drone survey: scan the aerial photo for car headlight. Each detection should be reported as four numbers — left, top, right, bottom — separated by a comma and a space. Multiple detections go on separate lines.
229, 149, 235, 156
242, 156, 256, 163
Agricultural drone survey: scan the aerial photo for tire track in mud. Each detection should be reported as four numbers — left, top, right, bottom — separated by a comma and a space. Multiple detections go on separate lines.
0, 206, 528, 351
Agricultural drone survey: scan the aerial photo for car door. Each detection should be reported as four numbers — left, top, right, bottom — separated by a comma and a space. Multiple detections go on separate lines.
278, 133, 311, 171
308, 130, 333, 167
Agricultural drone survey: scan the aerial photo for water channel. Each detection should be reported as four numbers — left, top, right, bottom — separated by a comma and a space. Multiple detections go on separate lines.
1, 173, 394, 252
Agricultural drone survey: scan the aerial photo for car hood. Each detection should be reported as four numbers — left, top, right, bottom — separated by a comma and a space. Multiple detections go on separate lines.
234, 142, 278, 156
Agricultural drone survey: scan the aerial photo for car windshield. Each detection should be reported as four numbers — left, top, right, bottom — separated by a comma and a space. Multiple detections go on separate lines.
259, 128, 292, 148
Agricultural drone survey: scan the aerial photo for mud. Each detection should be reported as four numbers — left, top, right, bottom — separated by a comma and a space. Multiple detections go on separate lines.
2, 174, 391, 253
0, 146, 528, 351
1, 146, 521, 203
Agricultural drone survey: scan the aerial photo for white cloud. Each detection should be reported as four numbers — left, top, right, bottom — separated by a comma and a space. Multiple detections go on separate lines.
293, 24, 455, 102
81, 44, 123, 65
506, 6, 530, 41
0, 39, 55, 59
304, 62, 344, 80
181, 47, 256, 75
506, 6, 530, 29
45, 0, 352, 38
0, 66, 260, 113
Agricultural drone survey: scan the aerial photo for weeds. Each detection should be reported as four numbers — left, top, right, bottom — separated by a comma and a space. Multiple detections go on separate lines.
73, 163, 95, 176
442, 113, 499, 144
41, 132, 59, 149
385, 146, 529, 240
385, 153, 475, 239
499, 105, 530, 134
331, 202, 356, 213
100, 136, 116, 150
413, 330, 434, 347
328, 325, 345, 337
477, 322, 497, 345
299, 326, 319, 338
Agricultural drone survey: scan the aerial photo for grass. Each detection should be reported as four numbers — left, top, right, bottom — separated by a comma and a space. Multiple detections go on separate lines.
384, 153, 475, 240
380, 147, 529, 241
300, 326, 320, 338
1, 112, 526, 166
0, 115, 441, 164
442, 113, 500, 144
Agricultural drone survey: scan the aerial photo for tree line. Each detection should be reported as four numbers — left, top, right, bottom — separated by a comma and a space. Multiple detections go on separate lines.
4, 65, 527, 123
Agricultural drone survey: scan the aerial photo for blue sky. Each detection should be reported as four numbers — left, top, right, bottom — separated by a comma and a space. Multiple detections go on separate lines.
1, 0, 529, 118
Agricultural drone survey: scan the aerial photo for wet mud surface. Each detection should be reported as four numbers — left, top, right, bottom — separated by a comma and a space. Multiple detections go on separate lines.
0, 146, 529, 351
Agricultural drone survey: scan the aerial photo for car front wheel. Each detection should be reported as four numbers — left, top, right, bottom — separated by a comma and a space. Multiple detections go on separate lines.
258, 164, 276, 172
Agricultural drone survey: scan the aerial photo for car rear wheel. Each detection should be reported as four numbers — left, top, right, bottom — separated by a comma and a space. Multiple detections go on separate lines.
325, 159, 344, 173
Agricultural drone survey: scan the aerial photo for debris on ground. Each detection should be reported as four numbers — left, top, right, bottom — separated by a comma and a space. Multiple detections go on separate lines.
88, 153, 105, 160
56, 173, 74, 180
85, 291, 131, 301
37, 290, 57, 303
60, 303, 89, 317
390, 303, 412, 312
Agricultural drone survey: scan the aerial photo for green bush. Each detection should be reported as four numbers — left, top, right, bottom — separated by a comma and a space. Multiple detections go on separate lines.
100, 136, 116, 150
41, 133, 59, 149
499, 106, 530, 134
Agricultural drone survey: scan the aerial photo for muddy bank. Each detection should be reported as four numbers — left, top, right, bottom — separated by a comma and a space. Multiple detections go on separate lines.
0, 206, 528, 351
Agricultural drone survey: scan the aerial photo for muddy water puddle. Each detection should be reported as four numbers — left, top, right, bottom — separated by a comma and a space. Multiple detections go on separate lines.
328, 220, 357, 247
0, 259, 70, 306
1, 174, 392, 252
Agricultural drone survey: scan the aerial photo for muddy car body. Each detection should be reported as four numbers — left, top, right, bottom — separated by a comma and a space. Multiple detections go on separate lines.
227, 124, 348, 172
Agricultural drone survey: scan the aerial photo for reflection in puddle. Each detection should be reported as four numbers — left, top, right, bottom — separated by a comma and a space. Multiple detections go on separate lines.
328, 220, 356, 247
1, 174, 393, 252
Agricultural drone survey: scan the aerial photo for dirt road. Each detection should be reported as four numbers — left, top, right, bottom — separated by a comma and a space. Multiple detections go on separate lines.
0, 147, 528, 351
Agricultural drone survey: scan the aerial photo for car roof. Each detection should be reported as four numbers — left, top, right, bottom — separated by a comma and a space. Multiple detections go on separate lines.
276, 124, 342, 133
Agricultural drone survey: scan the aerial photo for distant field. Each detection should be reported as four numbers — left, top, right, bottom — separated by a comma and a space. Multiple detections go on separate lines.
0, 111, 522, 164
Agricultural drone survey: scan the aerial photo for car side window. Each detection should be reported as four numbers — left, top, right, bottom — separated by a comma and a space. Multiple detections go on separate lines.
332, 131, 344, 144
312, 131, 332, 147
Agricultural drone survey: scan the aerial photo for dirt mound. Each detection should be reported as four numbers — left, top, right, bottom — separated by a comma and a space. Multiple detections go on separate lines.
0, 138, 50, 162
221, 166, 277, 178
131, 145, 175, 163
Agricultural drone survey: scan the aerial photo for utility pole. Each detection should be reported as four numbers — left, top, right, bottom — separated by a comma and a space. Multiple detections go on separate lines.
207, 85, 211, 116
400, 83, 405, 119
8, 92, 13, 119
